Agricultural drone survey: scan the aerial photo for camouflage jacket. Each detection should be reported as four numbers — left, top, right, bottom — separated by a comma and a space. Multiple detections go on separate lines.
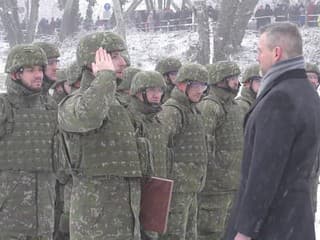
235, 86, 256, 114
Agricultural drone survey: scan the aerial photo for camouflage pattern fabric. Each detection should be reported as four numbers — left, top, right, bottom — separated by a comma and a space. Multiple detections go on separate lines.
33, 42, 60, 59
206, 61, 240, 85
305, 62, 320, 75
0, 58, 58, 239
235, 86, 256, 114
155, 57, 181, 76
197, 87, 244, 240
158, 88, 207, 240
58, 68, 142, 240
159, 193, 197, 240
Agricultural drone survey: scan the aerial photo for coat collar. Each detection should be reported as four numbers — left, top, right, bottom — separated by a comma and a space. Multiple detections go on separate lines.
243, 69, 307, 127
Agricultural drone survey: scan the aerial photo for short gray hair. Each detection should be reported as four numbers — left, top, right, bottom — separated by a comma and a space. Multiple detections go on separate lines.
260, 22, 303, 58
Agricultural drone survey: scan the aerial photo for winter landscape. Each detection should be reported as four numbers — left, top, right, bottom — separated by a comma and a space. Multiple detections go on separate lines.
1, 0, 320, 238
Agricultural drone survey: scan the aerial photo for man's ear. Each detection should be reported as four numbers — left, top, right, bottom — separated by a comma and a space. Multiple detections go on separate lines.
10, 72, 19, 81
274, 46, 282, 61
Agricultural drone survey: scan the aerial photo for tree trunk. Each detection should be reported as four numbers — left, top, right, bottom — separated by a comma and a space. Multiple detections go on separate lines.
59, 0, 80, 41
26, 0, 40, 43
0, 0, 24, 47
213, 0, 240, 61
194, 0, 210, 65
112, 0, 126, 41
230, 0, 258, 50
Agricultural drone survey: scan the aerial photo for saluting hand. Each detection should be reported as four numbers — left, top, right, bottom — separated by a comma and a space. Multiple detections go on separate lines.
91, 47, 115, 76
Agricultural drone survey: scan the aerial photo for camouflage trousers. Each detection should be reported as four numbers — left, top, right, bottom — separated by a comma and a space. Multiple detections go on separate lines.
70, 175, 141, 240
159, 192, 197, 240
197, 192, 236, 240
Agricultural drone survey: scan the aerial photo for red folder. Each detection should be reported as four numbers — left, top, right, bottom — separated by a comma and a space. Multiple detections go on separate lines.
140, 176, 174, 233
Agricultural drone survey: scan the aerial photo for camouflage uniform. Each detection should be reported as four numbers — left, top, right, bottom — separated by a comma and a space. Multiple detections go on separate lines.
33, 42, 60, 95
158, 63, 208, 240
117, 67, 141, 107
155, 57, 181, 103
305, 62, 320, 217
58, 32, 142, 240
0, 44, 58, 240
66, 61, 82, 93
51, 69, 68, 104
127, 71, 168, 240
197, 61, 244, 240
235, 64, 261, 113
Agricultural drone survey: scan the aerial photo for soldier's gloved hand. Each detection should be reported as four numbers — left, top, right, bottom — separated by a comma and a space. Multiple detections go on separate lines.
91, 47, 115, 76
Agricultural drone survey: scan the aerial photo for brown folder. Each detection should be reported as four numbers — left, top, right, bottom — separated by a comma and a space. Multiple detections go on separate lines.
140, 176, 174, 233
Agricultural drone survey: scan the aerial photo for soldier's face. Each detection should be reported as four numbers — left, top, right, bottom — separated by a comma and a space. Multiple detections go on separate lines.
111, 51, 127, 79
251, 79, 261, 93
168, 71, 178, 83
306, 72, 319, 89
146, 87, 164, 104
226, 76, 239, 91
15, 65, 44, 91
186, 82, 207, 103
45, 58, 59, 81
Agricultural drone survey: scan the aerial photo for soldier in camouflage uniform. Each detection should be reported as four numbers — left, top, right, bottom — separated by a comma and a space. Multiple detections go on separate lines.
33, 42, 60, 95
305, 62, 320, 218
127, 70, 168, 240
0, 44, 58, 240
158, 63, 208, 240
117, 67, 141, 107
58, 32, 142, 240
66, 61, 82, 93
235, 64, 261, 113
197, 61, 244, 240
305, 62, 320, 90
50, 69, 71, 103
155, 57, 182, 102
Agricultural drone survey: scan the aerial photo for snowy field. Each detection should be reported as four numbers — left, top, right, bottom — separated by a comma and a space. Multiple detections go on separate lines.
0, 26, 320, 237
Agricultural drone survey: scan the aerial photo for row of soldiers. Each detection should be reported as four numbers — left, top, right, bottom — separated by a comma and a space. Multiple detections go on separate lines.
0, 30, 319, 240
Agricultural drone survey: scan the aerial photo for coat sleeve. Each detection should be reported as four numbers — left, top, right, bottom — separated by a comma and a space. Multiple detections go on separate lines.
58, 70, 117, 133
158, 105, 183, 140
235, 90, 297, 238
0, 98, 7, 138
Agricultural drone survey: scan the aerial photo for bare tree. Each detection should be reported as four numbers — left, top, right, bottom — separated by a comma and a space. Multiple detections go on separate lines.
194, 0, 210, 64
113, 0, 127, 40
230, 0, 259, 50
0, 0, 24, 47
213, 0, 240, 61
59, 0, 81, 41
26, 0, 40, 43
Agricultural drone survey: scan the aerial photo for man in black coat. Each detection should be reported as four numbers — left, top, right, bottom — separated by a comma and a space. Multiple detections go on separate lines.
227, 22, 320, 240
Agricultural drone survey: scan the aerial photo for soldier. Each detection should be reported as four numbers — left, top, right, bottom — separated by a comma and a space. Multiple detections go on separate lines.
158, 63, 208, 240
66, 61, 82, 93
58, 32, 142, 240
235, 64, 261, 113
155, 57, 182, 102
50, 69, 71, 103
34, 42, 60, 94
127, 70, 168, 240
197, 61, 244, 240
305, 62, 320, 90
117, 67, 141, 107
0, 44, 58, 239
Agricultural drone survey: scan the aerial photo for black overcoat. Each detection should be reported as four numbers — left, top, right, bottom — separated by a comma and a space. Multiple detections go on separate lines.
227, 69, 320, 240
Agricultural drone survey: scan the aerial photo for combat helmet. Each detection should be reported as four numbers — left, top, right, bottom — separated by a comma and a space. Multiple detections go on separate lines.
51, 69, 68, 89
5, 44, 48, 73
76, 31, 127, 68
33, 42, 60, 59
118, 67, 141, 92
305, 62, 320, 75
206, 61, 240, 85
241, 64, 261, 84
130, 70, 166, 95
175, 63, 209, 84
66, 61, 82, 85
155, 57, 182, 75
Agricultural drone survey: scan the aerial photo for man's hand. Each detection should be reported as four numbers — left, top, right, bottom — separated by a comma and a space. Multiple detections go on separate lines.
91, 47, 115, 76
235, 232, 251, 240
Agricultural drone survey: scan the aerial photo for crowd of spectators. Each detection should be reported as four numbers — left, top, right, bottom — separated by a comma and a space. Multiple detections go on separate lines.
37, 17, 61, 35
254, 1, 320, 29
